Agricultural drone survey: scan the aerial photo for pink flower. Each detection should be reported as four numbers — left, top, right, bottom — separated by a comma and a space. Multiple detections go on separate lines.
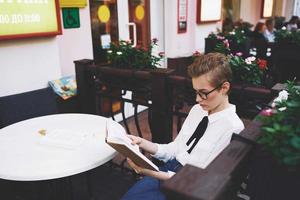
217, 35, 225, 40
236, 52, 243, 56
245, 56, 256, 64
223, 39, 230, 48
152, 38, 158, 44
158, 52, 165, 57
193, 51, 201, 57
260, 108, 273, 117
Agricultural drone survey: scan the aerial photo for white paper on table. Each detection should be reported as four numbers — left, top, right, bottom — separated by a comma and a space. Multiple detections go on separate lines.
39, 129, 88, 150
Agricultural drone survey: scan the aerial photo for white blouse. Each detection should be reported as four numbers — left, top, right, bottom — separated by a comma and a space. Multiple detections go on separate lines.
153, 104, 244, 169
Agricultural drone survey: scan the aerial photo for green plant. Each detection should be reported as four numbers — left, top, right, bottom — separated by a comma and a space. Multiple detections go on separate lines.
274, 28, 300, 46
235, 21, 253, 36
274, 16, 286, 30
225, 29, 248, 46
207, 32, 231, 55
229, 54, 267, 85
207, 29, 248, 55
258, 80, 300, 168
107, 39, 164, 69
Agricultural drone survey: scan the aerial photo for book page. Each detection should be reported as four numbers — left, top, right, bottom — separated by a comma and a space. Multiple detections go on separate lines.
106, 119, 159, 171
106, 119, 139, 152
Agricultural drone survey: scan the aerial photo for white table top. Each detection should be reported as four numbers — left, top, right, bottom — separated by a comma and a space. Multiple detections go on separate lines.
0, 113, 118, 181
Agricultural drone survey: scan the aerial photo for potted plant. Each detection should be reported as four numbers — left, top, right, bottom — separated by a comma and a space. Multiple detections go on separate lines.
229, 54, 267, 86
259, 80, 300, 167
274, 27, 300, 46
247, 80, 300, 200
206, 28, 250, 55
95, 39, 165, 116
228, 53, 271, 118
107, 38, 164, 69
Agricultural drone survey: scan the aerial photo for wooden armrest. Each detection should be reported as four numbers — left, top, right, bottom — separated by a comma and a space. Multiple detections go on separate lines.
162, 120, 262, 200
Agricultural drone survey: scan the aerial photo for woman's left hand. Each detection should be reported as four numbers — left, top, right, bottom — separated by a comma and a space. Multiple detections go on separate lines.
127, 158, 145, 174
127, 158, 156, 177
126, 158, 172, 180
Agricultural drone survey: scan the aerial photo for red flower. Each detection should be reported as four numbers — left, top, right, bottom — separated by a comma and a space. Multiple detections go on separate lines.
257, 59, 267, 70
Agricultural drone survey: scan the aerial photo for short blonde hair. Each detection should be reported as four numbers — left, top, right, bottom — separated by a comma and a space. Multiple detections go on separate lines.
188, 53, 232, 87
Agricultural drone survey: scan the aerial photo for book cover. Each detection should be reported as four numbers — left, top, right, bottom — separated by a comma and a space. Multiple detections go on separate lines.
105, 119, 159, 171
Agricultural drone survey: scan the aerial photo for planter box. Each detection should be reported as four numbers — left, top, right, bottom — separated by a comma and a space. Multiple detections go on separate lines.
272, 42, 300, 82
247, 148, 300, 200
230, 83, 273, 119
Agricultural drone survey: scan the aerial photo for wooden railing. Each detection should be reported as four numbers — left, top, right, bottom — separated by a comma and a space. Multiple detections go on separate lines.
162, 119, 262, 200
74, 59, 175, 144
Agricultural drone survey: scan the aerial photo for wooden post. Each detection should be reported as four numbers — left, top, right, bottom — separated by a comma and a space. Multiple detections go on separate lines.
74, 59, 96, 114
150, 69, 175, 144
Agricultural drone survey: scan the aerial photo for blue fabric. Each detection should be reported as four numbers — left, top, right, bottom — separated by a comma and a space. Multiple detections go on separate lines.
121, 159, 183, 200
0, 87, 58, 128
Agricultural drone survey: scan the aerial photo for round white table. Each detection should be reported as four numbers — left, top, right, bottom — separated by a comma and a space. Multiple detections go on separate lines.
0, 113, 118, 181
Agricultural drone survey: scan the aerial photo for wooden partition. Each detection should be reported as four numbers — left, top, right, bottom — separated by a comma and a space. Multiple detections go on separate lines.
74, 59, 174, 144
272, 42, 300, 82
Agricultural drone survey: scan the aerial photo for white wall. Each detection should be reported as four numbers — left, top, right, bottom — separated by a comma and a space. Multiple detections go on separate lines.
240, 0, 263, 26
164, 0, 219, 58
283, 0, 296, 21
151, 0, 165, 67
58, 4, 93, 76
0, 37, 61, 97
295, 0, 300, 16
0, 3, 93, 97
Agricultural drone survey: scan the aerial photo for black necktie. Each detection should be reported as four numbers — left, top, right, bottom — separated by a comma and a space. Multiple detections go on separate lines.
186, 116, 209, 154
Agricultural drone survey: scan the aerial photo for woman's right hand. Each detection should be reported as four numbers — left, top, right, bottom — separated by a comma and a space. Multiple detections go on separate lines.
128, 135, 143, 146
127, 135, 158, 155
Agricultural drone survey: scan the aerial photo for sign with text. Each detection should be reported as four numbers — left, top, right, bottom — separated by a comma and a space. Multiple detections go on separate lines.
0, 0, 62, 40
178, 0, 187, 33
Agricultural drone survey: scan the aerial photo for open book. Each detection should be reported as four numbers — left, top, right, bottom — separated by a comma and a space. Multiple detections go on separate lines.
105, 119, 159, 171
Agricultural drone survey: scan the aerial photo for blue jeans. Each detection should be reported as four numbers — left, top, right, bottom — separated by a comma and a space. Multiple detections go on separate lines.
121, 159, 183, 200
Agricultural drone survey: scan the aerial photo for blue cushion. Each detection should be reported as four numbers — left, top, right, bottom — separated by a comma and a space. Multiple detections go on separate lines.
0, 87, 58, 128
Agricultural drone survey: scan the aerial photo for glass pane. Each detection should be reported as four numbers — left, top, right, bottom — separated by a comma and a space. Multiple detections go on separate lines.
90, 0, 119, 64
128, 0, 150, 48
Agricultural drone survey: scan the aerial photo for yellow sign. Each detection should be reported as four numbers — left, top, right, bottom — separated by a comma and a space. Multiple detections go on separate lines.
59, 0, 87, 8
135, 5, 145, 21
98, 5, 110, 23
0, 0, 61, 40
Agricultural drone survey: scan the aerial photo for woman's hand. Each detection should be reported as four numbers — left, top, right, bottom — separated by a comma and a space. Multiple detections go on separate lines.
128, 135, 144, 146
127, 158, 145, 174
126, 158, 172, 181
127, 135, 158, 155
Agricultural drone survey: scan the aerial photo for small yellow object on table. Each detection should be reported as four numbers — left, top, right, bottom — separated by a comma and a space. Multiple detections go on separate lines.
38, 129, 47, 136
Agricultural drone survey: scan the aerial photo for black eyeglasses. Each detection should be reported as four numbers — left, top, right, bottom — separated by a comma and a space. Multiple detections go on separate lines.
195, 82, 225, 100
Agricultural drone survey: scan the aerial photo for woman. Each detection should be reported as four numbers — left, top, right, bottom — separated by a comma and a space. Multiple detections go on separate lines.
252, 22, 268, 59
286, 16, 299, 31
264, 18, 276, 42
121, 53, 245, 200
